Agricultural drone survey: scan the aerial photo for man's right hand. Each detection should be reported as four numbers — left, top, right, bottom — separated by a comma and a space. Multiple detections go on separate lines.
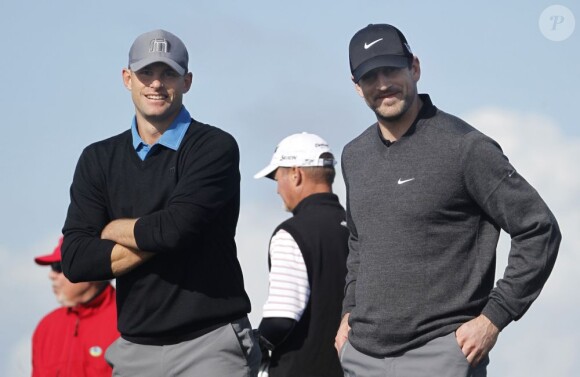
334, 313, 350, 353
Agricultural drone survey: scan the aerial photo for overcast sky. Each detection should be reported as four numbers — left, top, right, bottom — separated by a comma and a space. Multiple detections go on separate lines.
0, 1, 578, 376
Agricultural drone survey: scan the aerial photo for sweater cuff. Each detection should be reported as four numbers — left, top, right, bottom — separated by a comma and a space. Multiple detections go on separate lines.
134, 217, 156, 252
342, 282, 356, 317
481, 300, 513, 331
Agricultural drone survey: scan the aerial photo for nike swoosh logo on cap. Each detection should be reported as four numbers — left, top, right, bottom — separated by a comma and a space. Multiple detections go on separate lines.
364, 38, 383, 49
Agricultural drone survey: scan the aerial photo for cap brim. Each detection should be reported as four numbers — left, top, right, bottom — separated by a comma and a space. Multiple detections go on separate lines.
254, 164, 278, 180
352, 55, 409, 82
34, 254, 60, 265
130, 57, 186, 75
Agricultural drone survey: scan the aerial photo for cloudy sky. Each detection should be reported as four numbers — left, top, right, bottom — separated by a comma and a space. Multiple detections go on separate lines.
0, 1, 578, 376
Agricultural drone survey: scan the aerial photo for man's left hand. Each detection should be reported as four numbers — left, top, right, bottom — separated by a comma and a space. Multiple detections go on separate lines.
455, 314, 499, 367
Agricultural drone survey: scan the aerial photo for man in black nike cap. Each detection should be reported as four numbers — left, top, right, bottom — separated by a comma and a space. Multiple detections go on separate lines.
335, 23, 561, 376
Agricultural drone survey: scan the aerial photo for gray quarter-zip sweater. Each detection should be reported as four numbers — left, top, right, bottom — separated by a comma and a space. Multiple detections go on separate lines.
341, 94, 560, 357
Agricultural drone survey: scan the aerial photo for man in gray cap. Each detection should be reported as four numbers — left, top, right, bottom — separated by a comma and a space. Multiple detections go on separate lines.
336, 24, 561, 376
61, 29, 260, 376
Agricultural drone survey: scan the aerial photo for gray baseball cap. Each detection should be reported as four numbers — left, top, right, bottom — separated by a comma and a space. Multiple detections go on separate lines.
128, 29, 188, 75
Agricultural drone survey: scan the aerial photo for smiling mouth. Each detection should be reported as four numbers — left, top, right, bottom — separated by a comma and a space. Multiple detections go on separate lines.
376, 94, 399, 105
145, 94, 167, 100
378, 90, 399, 99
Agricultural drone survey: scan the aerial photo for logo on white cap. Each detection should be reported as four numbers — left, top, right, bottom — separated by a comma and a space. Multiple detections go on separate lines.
254, 132, 335, 179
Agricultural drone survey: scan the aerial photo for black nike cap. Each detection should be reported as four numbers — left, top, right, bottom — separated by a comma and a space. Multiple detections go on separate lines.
349, 24, 413, 83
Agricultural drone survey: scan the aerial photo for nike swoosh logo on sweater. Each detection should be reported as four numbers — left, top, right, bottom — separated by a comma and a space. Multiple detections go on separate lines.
397, 178, 415, 184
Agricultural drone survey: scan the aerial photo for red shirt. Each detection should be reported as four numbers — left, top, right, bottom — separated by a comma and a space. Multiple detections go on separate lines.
32, 285, 119, 377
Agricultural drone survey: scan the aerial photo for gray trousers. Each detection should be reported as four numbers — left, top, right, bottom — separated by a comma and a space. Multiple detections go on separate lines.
105, 317, 261, 377
340, 332, 488, 377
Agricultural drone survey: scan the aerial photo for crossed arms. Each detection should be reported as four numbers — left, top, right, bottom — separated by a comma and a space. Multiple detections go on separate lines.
61, 128, 240, 282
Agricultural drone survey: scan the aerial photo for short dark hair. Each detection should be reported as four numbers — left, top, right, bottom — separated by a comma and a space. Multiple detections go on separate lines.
302, 152, 336, 185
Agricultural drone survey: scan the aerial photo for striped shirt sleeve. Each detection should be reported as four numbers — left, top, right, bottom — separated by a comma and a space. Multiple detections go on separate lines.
262, 229, 311, 321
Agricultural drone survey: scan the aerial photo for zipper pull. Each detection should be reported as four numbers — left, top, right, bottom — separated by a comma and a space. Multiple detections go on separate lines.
74, 317, 80, 336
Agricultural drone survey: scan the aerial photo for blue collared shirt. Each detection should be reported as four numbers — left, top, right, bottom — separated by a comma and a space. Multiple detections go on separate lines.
131, 106, 191, 160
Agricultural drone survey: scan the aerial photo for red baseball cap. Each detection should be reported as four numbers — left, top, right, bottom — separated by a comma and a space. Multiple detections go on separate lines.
34, 236, 63, 265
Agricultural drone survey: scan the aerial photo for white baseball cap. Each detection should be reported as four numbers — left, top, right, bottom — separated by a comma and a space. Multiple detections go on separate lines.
254, 132, 336, 179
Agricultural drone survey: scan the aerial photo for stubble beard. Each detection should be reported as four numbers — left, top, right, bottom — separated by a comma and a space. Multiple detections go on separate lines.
374, 107, 405, 123
371, 96, 412, 123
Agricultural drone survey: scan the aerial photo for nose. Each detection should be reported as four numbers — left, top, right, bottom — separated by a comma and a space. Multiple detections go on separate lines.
149, 74, 164, 89
375, 71, 391, 89
150, 77, 164, 89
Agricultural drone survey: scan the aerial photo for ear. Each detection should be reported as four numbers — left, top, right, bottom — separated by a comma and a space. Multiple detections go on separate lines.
411, 56, 421, 83
122, 68, 132, 91
183, 72, 193, 93
291, 167, 303, 187
352, 76, 365, 98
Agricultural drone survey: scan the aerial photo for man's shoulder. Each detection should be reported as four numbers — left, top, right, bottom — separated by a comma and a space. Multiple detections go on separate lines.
274, 215, 306, 243
278, 196, 346, 233
425, 108, 479, 139
83, 129, 132, 154
183, 119, 238, 149
276, 216, 298, 233
343, 124, 376, 153
34, 306, 69, 335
